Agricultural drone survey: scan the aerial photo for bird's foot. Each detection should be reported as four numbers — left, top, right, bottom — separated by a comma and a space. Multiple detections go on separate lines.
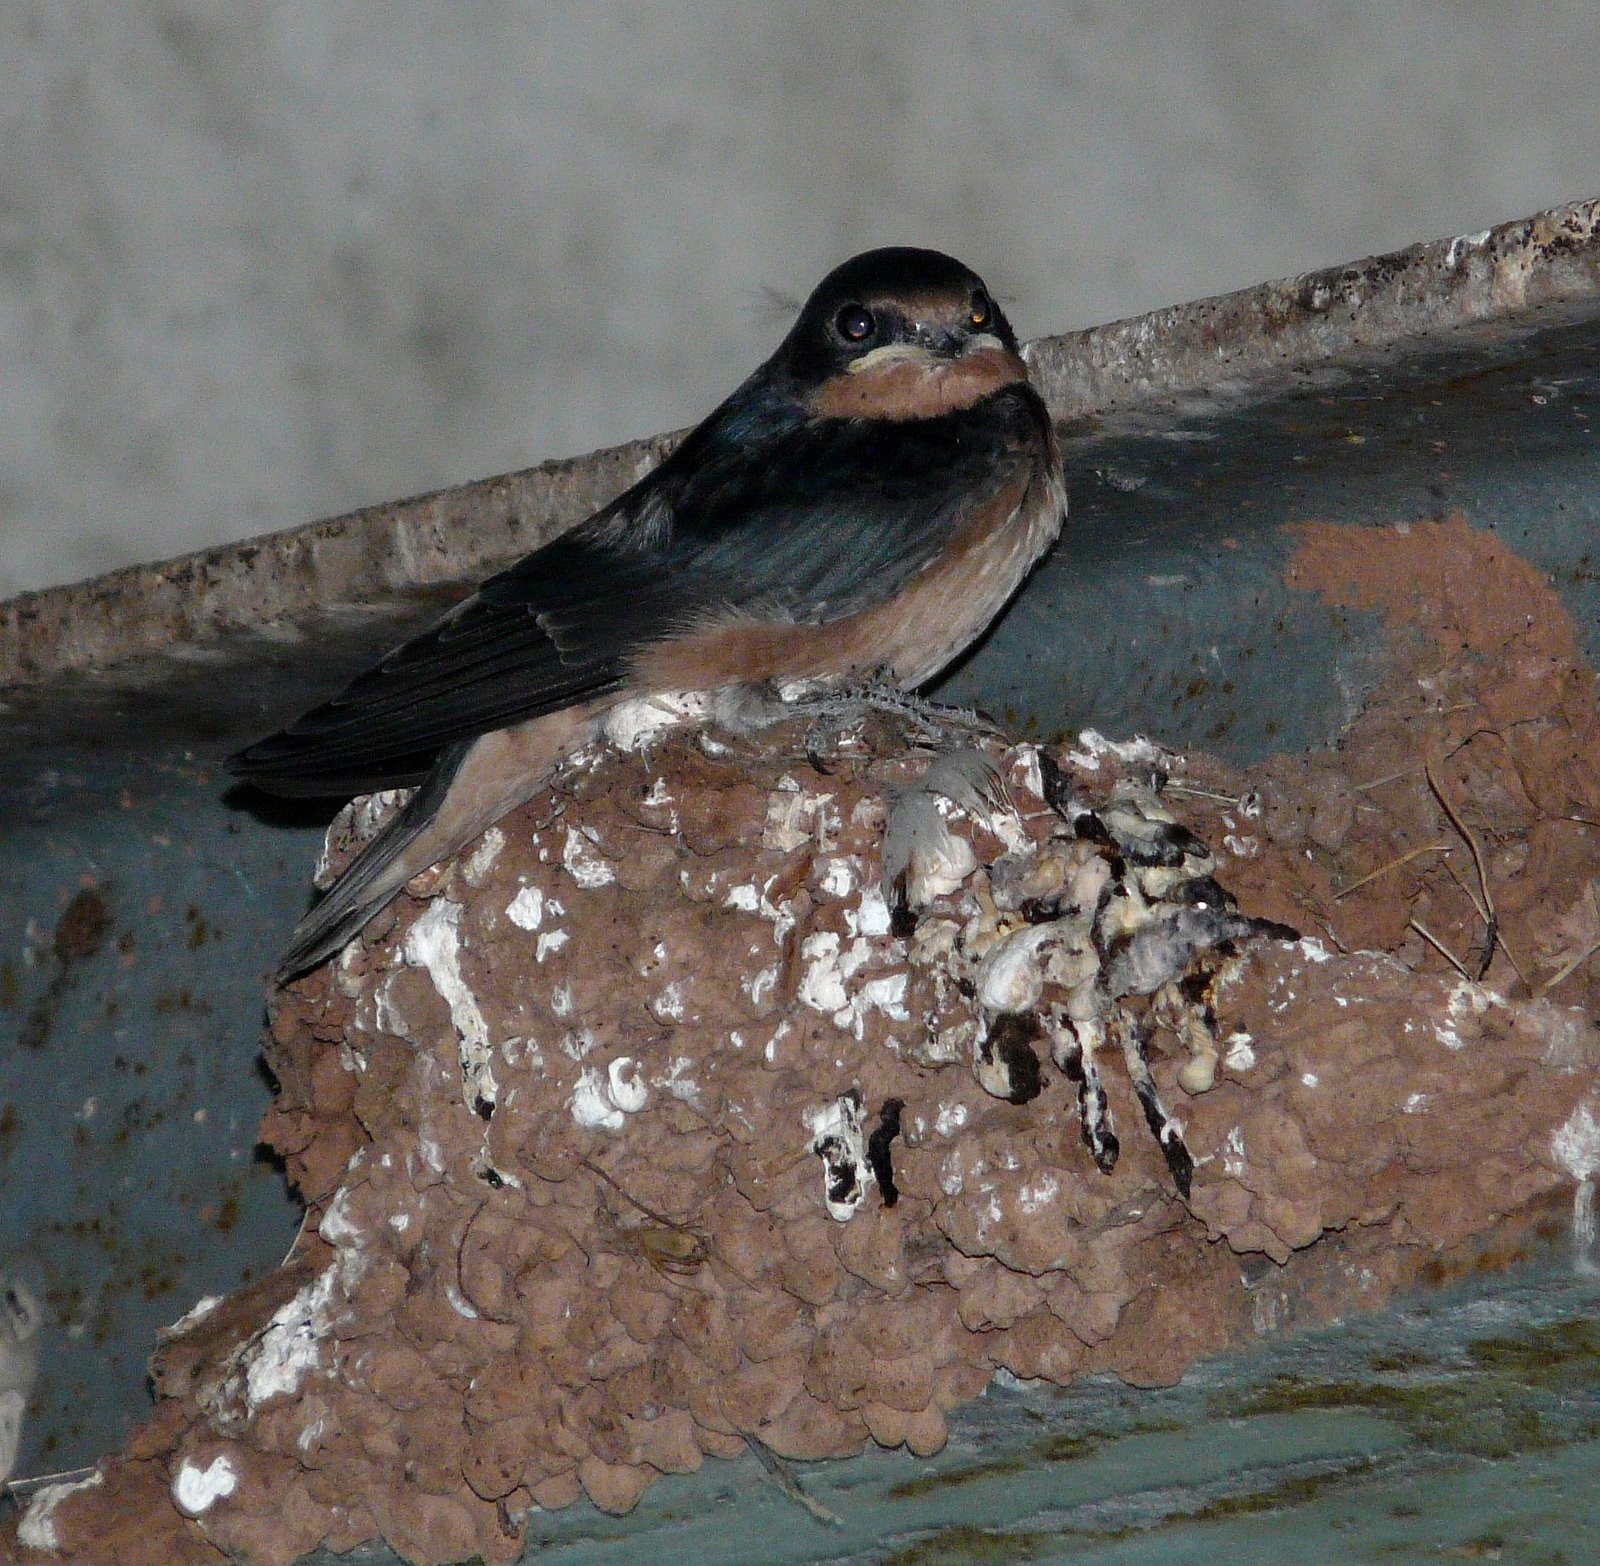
708, 675, 1003, 773
785, 676, 1003, 771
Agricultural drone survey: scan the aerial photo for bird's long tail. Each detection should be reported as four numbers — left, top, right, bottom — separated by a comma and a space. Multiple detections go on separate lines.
276, 741, 473, 979
275, 705, 603, 980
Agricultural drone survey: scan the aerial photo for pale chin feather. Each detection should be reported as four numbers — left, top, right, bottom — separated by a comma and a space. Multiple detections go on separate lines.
845, 332, 1009, 376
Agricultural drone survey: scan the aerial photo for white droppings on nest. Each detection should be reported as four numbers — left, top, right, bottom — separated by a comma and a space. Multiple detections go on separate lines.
172, 1453, 238, 1517
807, 1092, 872, 1222
935, 1101, 969, 1137
938, 1150, 965, 1196
652, 1055, 700, 1103
1223, 1126, 1247, 1178
298, 1412, 326, 1455
317, 1186, 363, 1249
1018, 1173, 1060, 1214
1301, 1072, 1320, 1089
498, 1036, 544, 1073
608, 1057, 648, 1112
1223, 834, 1259, 859
445, 1285, 480, 1321
1008, 745, 1045, 804
834, 970, 911, 1040
18, 1468, 104, 1550
244, 1265, 341, 1412
1065, 729, 1173, 773
602, 691, 712, 753
559, 1025, 595, 1061
551, 982, 575, 1018
403, 899, 498, 1114
570, 1069, 624, 1131
312, 788, 410, 889
372, 973, 406, 1038
1298, 938, 1335, 964
724, 883, 761, 912
818, 857, 858, 899
1551, 1102, 1600, 1249
562, 826, 616, 888
846, 882, 893, 938
1223, 1034, 1257, 1072
1404, 1092, 1428, 1114
535, 929, 569, 962
742, 965, 779, 1007
164, 1293, 222, 1337
798, 931, 868, 1014
763, 783, 838, 853
463, 827, 506, 886
505, 885, 545, 931
650, 979, 686, 1022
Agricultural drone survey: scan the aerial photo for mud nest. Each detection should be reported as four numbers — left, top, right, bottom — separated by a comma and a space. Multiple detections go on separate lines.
16, 516, 1600, 1566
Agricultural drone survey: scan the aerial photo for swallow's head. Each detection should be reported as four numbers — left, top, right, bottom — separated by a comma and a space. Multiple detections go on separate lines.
777, 247, 1028, 420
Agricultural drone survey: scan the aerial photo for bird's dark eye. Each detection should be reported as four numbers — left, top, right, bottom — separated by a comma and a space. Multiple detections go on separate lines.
835, 303, 875, 343
969, 290, 992, 330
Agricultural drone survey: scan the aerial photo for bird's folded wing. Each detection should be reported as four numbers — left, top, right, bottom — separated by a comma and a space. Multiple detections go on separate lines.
228, 386, 1047, 796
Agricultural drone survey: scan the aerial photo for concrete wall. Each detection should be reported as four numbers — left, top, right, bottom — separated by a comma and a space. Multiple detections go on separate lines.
4, 0, 1599, 597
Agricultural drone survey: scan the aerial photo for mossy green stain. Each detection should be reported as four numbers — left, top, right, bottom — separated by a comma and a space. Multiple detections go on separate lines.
878, 1524, 1054, 1565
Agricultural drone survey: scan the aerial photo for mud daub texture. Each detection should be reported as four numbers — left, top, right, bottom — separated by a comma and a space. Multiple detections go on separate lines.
15, 516, 1600, 1566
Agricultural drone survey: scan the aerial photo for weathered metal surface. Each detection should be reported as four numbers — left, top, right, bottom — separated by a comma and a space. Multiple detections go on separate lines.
3, 198, 1600, 1542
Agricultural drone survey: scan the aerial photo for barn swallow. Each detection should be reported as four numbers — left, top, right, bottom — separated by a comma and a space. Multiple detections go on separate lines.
230, 247, 1067, 977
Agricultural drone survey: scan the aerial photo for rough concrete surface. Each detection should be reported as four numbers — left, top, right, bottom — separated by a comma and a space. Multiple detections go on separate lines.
8, 3, 1600, 597
11, 516, 1600, 1565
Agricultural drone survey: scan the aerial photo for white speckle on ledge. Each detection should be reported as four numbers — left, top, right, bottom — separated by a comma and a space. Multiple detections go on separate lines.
724, 883, 760, 912
1301, 1072, 1319, 1088
1297, 937, 1334, 964
535, 929, 569, 962
505, 885, 544, 930
1223, 1033, 1256, 1072
1018, 1173, 1059, 1214
562, 826, 616, 888
935, 1102, 968, 1137
173, 1454, 238, 1516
